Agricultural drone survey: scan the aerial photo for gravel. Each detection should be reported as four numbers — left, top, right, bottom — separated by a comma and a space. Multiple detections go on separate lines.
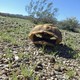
0, 40, 80, 80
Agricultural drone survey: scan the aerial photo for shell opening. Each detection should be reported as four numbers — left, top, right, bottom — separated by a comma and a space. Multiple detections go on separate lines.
32, 32, 57, 44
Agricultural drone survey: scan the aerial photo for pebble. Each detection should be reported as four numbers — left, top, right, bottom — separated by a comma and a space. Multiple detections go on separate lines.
35, 62, 43, 71
14, 55, 19, 61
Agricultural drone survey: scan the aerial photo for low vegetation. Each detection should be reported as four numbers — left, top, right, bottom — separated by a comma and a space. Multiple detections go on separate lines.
58, 17, 80, 32
0, 15, 80, 79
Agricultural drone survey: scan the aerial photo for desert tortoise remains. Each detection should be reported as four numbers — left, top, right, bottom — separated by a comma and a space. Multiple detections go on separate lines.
28, 24, 62, 46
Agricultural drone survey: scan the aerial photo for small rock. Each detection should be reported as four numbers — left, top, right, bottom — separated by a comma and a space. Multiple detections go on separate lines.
60, 66, 67, 72
14, 55, 19, 61
35, 62, 43, 71
54, 64, 60, 71
50, 57, 55, 63
12, 63, 20, 68
13, 51, 17, 54
17, 75, 24, 80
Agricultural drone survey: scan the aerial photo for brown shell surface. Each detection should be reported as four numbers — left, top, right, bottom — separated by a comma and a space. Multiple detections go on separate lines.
28, 24, 62, 45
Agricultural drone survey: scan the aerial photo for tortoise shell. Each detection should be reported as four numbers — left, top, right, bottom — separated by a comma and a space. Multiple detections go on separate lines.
28, 24, 62, 46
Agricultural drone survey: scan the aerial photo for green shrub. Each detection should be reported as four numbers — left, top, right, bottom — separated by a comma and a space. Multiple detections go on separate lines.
58, 17, 79, 32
